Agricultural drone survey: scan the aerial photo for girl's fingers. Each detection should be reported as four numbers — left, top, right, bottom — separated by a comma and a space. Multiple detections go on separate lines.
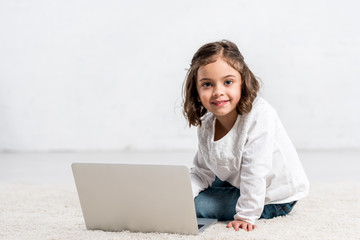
241, 224, 247, 231
227, 221, 258, 232
248, 224, 253, 231
226, 222, 232, 228
234, 223, 240, 231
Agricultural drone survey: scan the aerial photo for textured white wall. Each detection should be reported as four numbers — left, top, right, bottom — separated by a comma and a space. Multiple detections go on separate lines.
0, 0, 359, 151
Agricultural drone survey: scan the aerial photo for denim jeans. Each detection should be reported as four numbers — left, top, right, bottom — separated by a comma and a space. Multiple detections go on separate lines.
194, 177, 297, 221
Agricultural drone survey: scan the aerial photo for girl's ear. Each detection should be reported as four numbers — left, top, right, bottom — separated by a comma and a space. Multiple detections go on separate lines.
197, 96, 201, 102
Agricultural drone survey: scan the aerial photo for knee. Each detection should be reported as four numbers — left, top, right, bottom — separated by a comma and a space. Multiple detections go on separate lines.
194, 189, 238, 221
261, 201, 296, 219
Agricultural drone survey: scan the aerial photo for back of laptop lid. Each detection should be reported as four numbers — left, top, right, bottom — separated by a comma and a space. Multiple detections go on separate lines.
72, 163, 199, 235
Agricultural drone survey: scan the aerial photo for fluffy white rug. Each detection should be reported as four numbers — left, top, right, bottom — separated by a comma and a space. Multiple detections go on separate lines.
1, 182, 359, 240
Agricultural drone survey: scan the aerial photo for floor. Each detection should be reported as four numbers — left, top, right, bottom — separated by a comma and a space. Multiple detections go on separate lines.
0, 150, 359, 184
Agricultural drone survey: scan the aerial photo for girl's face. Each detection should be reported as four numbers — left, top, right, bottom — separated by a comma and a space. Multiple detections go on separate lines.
196, 57, 241, 122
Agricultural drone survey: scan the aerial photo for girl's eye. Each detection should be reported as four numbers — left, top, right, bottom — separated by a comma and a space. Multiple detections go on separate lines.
225, 80, 233, 85
202, 82, 212, 87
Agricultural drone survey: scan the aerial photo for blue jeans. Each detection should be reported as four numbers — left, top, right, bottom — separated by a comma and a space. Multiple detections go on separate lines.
194, 177, 297, 221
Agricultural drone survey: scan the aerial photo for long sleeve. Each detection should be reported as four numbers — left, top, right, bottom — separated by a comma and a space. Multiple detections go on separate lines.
190, 151, 215, 198
234, 108, 276, 224
194, 97, 309, 224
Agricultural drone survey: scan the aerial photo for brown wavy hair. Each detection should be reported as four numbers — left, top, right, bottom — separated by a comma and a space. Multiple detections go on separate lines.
182, 40, 260, 127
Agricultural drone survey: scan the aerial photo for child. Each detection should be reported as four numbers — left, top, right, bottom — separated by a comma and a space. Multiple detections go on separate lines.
182, 40, 309, 232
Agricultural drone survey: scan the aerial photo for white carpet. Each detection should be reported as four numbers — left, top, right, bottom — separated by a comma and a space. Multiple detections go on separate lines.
1, 182, 359, 240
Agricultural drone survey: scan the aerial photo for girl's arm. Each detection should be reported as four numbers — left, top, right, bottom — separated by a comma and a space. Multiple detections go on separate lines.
235, 107, 277, 225
190, 151, 215, 198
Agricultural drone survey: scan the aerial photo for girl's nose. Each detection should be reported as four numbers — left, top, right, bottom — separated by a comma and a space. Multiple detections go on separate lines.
213, 86, 224, 97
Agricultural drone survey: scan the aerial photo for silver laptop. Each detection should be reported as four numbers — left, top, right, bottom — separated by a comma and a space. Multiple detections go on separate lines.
72, 163, 217, 235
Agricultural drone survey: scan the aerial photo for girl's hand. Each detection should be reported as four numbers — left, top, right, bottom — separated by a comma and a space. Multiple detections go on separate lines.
226, 220, 257, 232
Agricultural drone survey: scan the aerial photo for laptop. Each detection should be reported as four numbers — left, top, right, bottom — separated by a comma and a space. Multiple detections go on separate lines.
71, 163, 217, 235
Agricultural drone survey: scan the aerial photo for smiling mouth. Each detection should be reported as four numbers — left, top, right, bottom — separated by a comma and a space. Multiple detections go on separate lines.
211, 100, 230, 106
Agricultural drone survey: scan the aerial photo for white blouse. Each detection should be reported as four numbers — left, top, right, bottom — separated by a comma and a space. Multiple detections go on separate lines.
190, 97, 309, 224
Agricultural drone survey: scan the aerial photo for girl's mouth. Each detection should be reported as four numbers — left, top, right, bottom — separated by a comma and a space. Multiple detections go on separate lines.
211, 100, 230, 106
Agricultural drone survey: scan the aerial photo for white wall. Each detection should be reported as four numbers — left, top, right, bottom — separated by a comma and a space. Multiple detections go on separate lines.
0, 0, 359, 152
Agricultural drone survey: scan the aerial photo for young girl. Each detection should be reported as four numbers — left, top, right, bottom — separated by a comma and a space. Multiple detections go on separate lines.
183, 40, 309, 232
